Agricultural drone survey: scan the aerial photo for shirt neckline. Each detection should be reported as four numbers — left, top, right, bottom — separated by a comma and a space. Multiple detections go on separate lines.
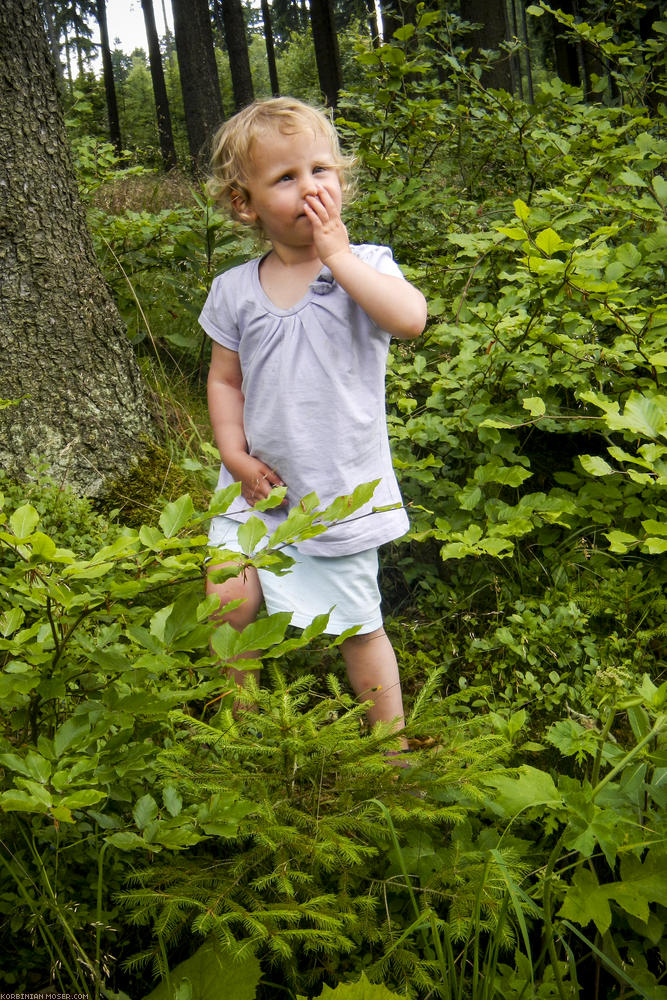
251, 254, 318, 317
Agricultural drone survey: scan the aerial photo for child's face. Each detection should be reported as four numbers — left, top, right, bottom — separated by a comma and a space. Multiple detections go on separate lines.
234, 128, 342, 252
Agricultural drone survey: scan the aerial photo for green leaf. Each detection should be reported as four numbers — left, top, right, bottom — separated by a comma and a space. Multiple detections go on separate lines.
644, 537, 667, 554
211, 613, 292, 661
60, 788, 106, 810
9, 503, 39, 538
321, 481, 379, 522
0, 607, 25, 636
0, 753, 35, 779
514, 198, 530, 221
652, 175, 667, 204
475, 463, 532, 487
457, 484, 482, 510
159, 494, 195, 538
208, 482, 242, 516
141, 937, 261, 1000
605, 529, 639, 553
253, 486, 288, 511
106, 831, 151, 851
615, 243, 642, 269
522, 396, 546, 417
560, 852, 667, 935
482, 766, 560, 817
54, 715, 91, 757
579, 454, 614, 476
0, 789, 50, 814
560, 868, 612, 934
618, 169, 646, 188
622, 393, 666, 439
237, 515, 267, 554
133, 794, 158, 830
197, 793, 255, 837
163, 785, 183, 817
535, 228, 563, 256
318, 973, 405, 998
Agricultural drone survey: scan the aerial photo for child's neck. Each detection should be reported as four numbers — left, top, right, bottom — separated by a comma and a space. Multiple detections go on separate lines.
258, 246, 325, 310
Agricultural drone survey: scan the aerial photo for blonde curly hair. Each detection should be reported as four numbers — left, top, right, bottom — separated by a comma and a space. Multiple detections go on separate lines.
208, 97, 355, 223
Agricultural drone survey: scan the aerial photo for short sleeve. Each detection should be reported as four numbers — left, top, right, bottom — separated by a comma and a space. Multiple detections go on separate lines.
199, 271, 241, 352
352, 244, 405, 280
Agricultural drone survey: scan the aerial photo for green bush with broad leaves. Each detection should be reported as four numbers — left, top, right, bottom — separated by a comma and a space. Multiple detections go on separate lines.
336, 3, 666, 722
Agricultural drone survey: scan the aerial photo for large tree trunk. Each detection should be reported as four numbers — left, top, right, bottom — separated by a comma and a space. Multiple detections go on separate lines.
460, 0, 513, 91
309, 0, 342, 108
217, 0, 254, 111
95, 0, 122, 152
0, 0, 151, 496
141, 0, 177, 169
172, 0, 223, 170
261, 0, 280, 96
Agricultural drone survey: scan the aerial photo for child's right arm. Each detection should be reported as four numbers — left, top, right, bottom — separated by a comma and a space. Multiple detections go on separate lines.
208, 343, 284, 506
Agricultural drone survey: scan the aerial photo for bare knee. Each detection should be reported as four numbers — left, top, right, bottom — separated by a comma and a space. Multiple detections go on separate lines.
341, 626, 387, 654
206, 563, 262, 631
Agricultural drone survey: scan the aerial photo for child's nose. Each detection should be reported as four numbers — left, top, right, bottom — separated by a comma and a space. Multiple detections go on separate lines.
301, 175, 318, 198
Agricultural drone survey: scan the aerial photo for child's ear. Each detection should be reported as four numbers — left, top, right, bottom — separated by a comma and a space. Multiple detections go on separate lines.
231, 189, 256, 224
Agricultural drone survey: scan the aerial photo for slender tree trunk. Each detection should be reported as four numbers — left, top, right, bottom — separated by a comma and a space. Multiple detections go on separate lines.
309, 0, 342, 108
95, 0, 122, 152
171, 0, 224, 170
508, 0, 523, 97
261, 0, 280, 96
0, 0, 151, 494
217, 0, 254, 110
141, 0, 177, 169
365, 0, 380, 47
460, 0, 512, 91
64, 25, 73, 92
40, 0, 65, 93
518, 0, 534, 102
160, 0, 174, 56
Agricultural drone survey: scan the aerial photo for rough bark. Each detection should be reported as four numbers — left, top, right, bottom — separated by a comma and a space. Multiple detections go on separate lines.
141, 0, 177, 169
172, 0, 224, 170
261, 0, 280, 96
218, 0, 254, 111
460, 0, 513, 91
95, 0, 122, 152
309, 0, 342, 108
0, 0, 151, 496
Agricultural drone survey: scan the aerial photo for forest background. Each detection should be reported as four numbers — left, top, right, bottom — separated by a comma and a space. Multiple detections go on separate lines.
0, 0, 666, 998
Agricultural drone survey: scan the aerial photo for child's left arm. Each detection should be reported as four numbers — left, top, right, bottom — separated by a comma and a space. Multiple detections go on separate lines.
304, 188, 427, 340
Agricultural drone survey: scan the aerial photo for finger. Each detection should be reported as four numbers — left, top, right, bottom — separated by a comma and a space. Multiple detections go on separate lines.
304, 193, 328, 221
315, 186, 335, 210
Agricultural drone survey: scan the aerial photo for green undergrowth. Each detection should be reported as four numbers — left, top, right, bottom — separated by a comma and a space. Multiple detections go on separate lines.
0, 477, 665, 998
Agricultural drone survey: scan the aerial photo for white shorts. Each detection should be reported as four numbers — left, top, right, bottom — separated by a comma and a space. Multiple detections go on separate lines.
208, 515, 383, 636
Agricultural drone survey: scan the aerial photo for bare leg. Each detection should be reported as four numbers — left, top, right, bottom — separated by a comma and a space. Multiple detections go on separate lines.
341, 627, 407, 743
206, 562, 263, 690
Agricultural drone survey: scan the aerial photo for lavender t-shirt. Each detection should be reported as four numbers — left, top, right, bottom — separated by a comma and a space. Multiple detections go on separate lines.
199, 244, 410, 556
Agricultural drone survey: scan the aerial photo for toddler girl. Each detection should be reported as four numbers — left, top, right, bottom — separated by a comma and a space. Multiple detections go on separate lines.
200, 98, 427, 738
